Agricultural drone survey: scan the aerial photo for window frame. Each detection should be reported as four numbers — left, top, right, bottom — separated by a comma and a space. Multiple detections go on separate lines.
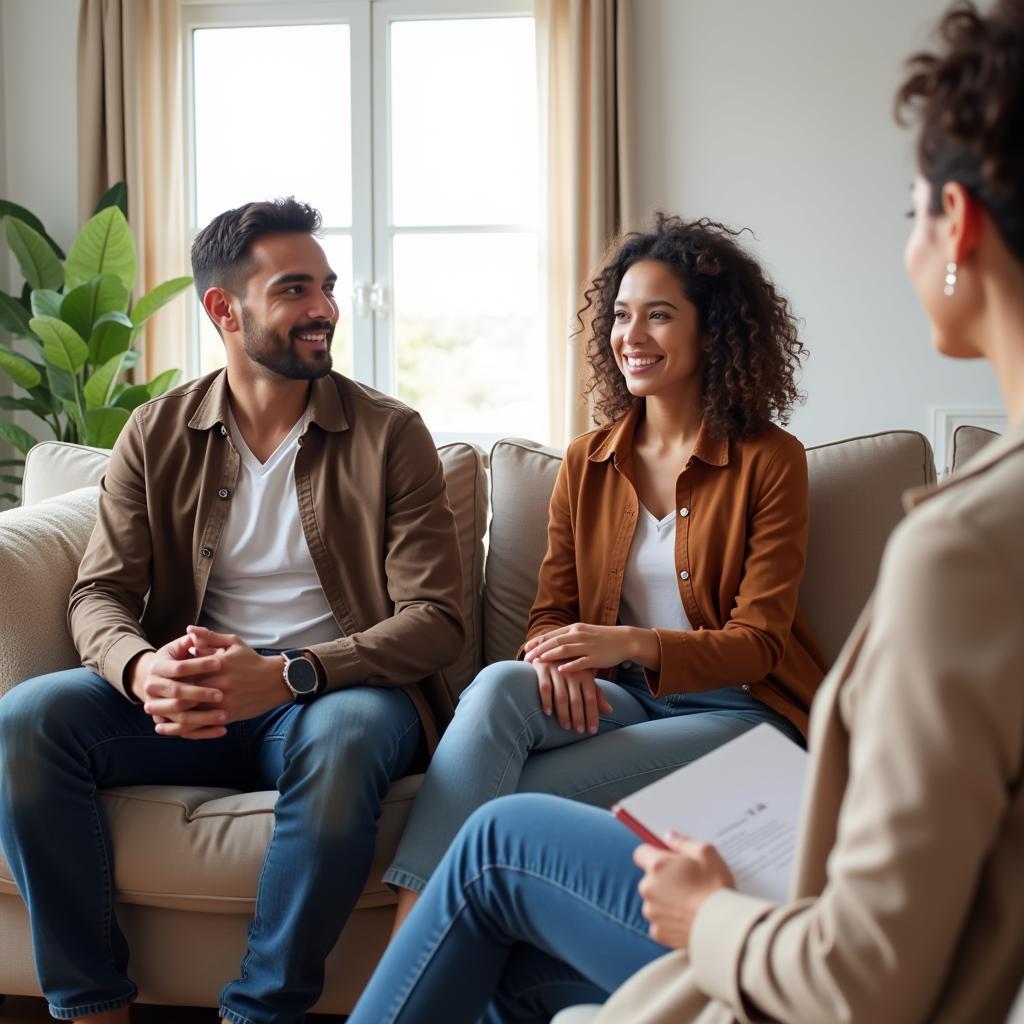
182, 0, 541, 448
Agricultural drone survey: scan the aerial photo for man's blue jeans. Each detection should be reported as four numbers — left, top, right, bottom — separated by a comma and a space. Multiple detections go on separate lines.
351, 793, 668, 1024
0, 668, 420, 1023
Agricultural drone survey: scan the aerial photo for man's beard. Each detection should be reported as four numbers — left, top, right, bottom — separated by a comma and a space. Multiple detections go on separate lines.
241, 307, 334, 380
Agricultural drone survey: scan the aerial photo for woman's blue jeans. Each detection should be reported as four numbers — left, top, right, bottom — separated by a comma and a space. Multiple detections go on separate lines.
386, 660, 802, 893
352, 793, 668, 1024
0, 668, 420, 1024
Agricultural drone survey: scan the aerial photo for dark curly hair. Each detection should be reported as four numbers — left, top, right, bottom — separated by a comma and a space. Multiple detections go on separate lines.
895, 0, 1024, 262
576, 215, 808, 439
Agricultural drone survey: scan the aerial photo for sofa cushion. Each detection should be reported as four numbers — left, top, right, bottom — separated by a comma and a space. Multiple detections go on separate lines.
0, 487, 100, 695
483, 438, 564, 664
801, 430, 935, 664
0, 775, 421, 914
951, 424, 999, 473
436, 443, 488, 700
21, 440, 110, 506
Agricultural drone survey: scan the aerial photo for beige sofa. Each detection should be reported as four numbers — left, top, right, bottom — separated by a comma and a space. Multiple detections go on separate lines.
0, 426, 949, 1013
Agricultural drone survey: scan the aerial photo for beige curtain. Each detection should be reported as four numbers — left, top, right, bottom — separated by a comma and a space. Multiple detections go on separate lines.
536, 0, 634, 446
78, 0, 189, 381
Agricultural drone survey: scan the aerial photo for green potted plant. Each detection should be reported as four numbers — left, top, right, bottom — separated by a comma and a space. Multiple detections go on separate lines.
0, 183, 191, 508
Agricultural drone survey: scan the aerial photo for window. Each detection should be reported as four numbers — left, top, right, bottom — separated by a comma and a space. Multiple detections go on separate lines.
184, 0, 544, 444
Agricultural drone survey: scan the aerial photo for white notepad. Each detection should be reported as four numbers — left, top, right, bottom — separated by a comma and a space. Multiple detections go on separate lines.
612, 723, 808, 902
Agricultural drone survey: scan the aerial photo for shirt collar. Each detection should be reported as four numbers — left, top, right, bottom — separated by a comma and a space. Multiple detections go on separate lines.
188, 369, 350, 434
589, 402, 729, 468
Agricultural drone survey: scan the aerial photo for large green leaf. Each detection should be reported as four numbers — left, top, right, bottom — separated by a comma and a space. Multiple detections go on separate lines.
88, 312, 134, 365
84, 406, 129, 448
147, 368, 182, 398
65, 207, 136, 293
0, 200, 63, 259
0, 421, 38, 455
61, 275, 131, 342
83, 352, 128, 409
47, 363, 78, 405
4, 217, 64, 291
94, 181, 128, 217
0, 290, 34, 335
130, 276, 193, 331
0, 394, 53, 419
113, 384, 153, 412
0, 348, 42, 389
30, 316, 89, 373
30, 289, 63, 319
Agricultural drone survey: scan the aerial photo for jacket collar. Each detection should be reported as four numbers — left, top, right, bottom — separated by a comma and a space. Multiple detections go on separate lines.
188, 369, 350, 434
589, 402, 729, 468
903, 417, 1024, 512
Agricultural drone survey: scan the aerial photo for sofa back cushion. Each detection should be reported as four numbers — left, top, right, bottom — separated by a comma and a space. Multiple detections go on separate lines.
435, 443, 488, 700
483, 439, 564, 664
482, 430, 937, 672
800, 430, 935, 663
22, 440, 110, 505
15, 439, 488, 702
950, 424, 999, 473
0, 487, 100, 695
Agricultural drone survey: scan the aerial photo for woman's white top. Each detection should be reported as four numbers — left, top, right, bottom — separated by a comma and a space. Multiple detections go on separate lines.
198, 411, 341, 650
617, 504, 693, 633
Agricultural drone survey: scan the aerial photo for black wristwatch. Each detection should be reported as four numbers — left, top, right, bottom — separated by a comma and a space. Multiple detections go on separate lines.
281, 649, 319, 703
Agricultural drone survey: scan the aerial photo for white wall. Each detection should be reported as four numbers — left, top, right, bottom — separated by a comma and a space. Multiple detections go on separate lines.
1, 0, 79, 252
629, 0, 1004, 451
0, 0, 79, 459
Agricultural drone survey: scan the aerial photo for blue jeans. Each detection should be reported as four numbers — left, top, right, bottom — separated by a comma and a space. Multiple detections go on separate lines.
0, 668, 420, 1023
386, 660, 802, 892
352, 793, 666, 1023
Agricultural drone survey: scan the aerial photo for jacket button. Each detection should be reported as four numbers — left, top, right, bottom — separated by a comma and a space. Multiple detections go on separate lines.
742, 684, 751, 692
218, 488, 229, 499
201, 546, 213, 558
679, 570, 689, 581
219, 425, 227, 437
679, 507, 689, 517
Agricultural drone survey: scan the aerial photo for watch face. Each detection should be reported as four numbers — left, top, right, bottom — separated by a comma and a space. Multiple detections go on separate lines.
286, 657, 318, 695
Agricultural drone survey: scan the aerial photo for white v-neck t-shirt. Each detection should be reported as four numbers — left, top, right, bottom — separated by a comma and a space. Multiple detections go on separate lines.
198, 412, 341, 650
617, 504, 693, 633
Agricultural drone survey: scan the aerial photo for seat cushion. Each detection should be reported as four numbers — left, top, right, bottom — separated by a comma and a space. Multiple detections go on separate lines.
0, 775, 422, 914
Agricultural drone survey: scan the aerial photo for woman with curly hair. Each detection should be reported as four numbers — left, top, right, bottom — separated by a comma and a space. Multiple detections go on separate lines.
353, 0, 1024, 1021
380, 215, 826, 935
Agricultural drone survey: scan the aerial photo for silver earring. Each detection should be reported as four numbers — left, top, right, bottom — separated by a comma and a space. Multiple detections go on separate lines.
944, 261, 957, 296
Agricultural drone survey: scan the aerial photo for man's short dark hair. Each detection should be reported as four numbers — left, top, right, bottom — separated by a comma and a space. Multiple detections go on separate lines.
190, 198, 323, 300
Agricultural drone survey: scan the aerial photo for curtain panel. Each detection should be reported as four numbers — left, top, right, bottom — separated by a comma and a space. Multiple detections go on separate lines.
536, 0, 634, 446
78, 0, 190, 381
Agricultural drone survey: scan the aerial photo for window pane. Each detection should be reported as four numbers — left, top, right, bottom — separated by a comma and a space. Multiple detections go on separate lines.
390, 19, 538, 226
193, 25, 352, 228
198, 233, 353, 378
393, 232, 544, 436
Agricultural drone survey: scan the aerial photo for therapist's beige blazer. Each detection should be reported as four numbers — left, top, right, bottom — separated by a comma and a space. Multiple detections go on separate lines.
596, 424, 1024, 1024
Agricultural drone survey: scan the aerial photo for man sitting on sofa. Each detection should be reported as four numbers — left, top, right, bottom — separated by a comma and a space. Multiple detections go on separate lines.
0, 198, 464, 1024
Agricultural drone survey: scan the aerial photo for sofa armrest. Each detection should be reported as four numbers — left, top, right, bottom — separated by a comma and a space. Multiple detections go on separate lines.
0, 487, 99, 696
